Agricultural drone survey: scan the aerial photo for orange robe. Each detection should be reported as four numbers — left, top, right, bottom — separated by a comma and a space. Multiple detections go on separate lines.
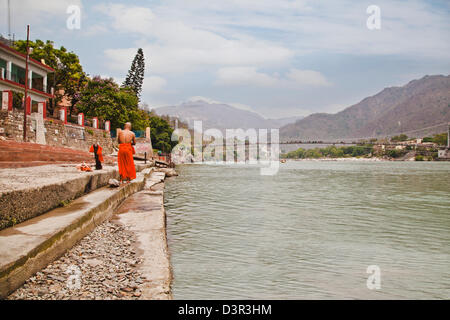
89, 145, 104, 162
118, 143, 136, 180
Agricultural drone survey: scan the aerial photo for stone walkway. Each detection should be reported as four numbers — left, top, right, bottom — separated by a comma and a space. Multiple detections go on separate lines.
0, 162, 147, 193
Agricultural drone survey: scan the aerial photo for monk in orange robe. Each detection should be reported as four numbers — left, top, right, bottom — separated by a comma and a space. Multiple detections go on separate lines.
117, 122, 136, 183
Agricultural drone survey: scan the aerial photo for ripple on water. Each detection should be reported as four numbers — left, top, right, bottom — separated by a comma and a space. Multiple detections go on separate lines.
165, 162, 450, 299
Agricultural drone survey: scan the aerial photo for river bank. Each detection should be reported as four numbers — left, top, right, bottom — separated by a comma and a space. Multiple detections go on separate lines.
283, 157, 389, 162
6, 168, 176, 300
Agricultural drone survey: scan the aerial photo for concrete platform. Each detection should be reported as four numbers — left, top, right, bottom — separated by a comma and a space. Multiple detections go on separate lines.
0, 167, 154, 298
0, 161, 153, 230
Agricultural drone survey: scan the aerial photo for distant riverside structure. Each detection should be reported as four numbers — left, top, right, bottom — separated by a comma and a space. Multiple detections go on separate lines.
437, 123, 450, 160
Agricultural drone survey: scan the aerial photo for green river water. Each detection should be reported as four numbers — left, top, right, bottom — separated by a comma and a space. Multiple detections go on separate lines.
164, 161, 450, 299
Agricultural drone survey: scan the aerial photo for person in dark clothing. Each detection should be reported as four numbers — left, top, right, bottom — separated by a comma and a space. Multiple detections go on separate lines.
89, 142, 103, 170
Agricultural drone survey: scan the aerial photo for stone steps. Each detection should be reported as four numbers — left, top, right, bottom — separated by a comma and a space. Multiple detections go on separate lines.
0, 140, 116, 168
0, 167, 156, 299
0, 162, 153, 230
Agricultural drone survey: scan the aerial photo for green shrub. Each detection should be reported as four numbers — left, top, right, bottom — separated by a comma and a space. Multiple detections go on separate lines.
386, 149, 407, 158
415, 155, 424, 161
391, 134, 408, 142
12, 91, 24, 109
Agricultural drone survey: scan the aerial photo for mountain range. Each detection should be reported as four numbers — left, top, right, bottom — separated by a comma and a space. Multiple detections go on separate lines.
280, 75, 450, 141
153, 100, 303, 132
154, 75, 450, 141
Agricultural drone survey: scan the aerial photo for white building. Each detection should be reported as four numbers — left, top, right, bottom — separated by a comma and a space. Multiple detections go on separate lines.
0, 41, 54, 111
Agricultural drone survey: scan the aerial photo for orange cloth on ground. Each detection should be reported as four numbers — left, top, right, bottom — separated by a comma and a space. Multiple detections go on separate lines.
81, 165, 92, 172
118, 143, 136, 180
89, 145, 104, 162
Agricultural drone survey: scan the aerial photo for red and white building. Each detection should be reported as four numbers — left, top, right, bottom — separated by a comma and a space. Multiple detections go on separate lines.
0, 41, 54, 112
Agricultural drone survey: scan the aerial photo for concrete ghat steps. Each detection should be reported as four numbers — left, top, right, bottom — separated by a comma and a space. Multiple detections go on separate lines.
0, 167, 155, 298
0, 161, 72, 169
0, 140, 116, 168
0, 163, 152, 230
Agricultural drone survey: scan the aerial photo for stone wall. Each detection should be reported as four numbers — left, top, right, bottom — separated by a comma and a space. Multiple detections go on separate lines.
0, 110, 36, 142
0, 110, 113, 154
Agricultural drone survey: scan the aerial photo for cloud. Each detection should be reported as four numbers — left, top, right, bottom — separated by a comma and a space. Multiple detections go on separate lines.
11, 0, 448, 118
0, 0, 83, 34
216, 67, 331, 88
216, 67, 279, 87
143, 76, 167, 93
127, 0, 449, 59
287, 69, 331, 87
94, 3, 155, 33
96, 4, 293, 75
83, 24, 108, 37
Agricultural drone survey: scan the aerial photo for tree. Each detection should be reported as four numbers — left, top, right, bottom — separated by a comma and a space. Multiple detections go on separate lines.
76, 76, 144, 131
11, 91, 24, 110
391, 134, 408, 142
147, 113, 177, 152
432, 132, 448, 146
76, 76, 176, 152
122, 48, 145, 100
386, 149, 407, 158
14, 39, 87, 115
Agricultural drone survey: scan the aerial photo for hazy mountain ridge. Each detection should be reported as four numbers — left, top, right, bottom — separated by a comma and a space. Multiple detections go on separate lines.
280, 75, 450, 141
154, 100, 303, 131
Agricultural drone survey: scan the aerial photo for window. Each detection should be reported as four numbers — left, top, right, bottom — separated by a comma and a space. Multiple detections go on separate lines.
11, 63, 26, 85
0, 58, 6, 78
32, 73, 44, 91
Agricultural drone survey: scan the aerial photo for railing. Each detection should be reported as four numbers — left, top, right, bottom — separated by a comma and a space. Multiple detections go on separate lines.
10, 73, 26, 85
111, 130, 145, 138
134, 130, 145, 138
154, 152, 174, 167
0, 70, 49, 94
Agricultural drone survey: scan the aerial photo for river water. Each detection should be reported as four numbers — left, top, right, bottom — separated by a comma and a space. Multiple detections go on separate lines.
164, 161, 450, 299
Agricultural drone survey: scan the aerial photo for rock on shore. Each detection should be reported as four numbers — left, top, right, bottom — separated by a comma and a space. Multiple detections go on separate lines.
156, 168, 178, 177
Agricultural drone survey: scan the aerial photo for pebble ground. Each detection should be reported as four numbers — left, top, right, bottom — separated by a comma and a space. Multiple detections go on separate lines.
8, 220, 146, 300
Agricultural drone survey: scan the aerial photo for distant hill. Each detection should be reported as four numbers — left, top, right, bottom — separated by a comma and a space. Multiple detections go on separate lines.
280, 75, 450, 141
154, 100, 302, 131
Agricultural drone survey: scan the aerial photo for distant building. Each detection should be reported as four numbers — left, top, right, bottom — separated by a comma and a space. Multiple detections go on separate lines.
437, 123, 450, 160
0, 41, 54, 109
438, 149, 449, 159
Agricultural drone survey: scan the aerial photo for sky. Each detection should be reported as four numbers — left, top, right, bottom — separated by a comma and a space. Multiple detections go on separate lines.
1, 0, 449, 118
